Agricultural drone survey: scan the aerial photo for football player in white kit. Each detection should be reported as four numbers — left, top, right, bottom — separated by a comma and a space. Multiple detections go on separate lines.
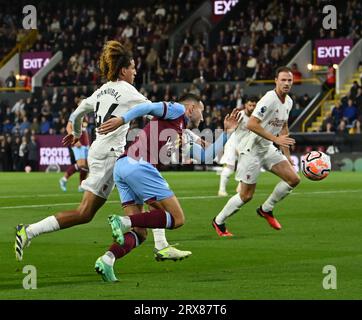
212, 67, 300, 236
15, 40, 191, 262
217, 97, 258, 196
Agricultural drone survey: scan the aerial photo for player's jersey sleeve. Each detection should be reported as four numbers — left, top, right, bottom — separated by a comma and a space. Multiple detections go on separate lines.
125, 87, 151, 110
251, 92, 273, 122
69, 91, 97, 138
123, 101, 185, 123
163, 102, 185, 120
184, 129, 201, 144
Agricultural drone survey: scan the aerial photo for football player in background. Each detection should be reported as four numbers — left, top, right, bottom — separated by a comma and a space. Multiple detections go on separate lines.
212, 67, 300, 236
59, 120, 90, 192
217, 97, 258, 197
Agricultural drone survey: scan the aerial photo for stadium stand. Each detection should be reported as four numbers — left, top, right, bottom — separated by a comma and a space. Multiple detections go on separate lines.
1, 0, 362, 172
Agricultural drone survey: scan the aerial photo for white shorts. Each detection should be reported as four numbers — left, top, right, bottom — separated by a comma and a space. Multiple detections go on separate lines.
219, 133, 237, 167
81, 146, 118, 199
235, 145, 287, 184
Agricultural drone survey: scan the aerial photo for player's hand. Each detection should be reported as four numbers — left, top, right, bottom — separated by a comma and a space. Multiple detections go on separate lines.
224, 108, 241, 133
62, 134, 79, 147
236, 112, 243, 122
274, 135, 295, 148
98, 117, 124, 135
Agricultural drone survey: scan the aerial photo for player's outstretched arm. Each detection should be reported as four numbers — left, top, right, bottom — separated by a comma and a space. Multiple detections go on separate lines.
223, 108, 240, 133
247, 116, 295, 148
98, 101, 185, 134
188, 109, 240, 163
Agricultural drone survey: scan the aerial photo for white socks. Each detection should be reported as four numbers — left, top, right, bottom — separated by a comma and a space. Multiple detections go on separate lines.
120, 216, 132, 228
152, 229, 169, 250
215, 193, 244, 225
119, 218, 169, 250
26, 216, 60, 240
262, 181, 294, 212
215, 181, 294, 225
219, 166, 234, 193
102, 251, 116, 267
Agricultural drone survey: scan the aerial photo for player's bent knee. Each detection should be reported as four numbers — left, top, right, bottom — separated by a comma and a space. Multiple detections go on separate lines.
77, 205, 95, 224
77, 210, 94, 224
239, 192, 253, 203
289, 175, 301, 187
172, 215, 185, 229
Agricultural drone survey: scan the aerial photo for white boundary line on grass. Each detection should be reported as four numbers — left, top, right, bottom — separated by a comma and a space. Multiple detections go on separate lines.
0, 189, 361, 210
0, 194, 66, 199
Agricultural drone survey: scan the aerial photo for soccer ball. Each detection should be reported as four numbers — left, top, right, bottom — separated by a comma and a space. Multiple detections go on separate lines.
301, 151, 331, 181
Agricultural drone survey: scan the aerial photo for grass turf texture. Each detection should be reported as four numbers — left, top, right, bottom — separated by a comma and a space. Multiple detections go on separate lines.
0, 171, 361, 300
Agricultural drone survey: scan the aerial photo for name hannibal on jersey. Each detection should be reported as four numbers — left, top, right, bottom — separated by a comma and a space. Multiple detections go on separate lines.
87, 81, 150, 156
240, 90, 293, 153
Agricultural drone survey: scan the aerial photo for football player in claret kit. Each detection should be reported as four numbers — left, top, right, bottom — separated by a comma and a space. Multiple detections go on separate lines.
14, 40, 191, 263
94, 94, 240, 281
217, 96, 258, 197
212, 66, 301, 237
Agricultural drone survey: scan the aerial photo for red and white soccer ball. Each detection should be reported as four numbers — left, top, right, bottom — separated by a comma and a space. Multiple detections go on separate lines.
301, 151, 331, 181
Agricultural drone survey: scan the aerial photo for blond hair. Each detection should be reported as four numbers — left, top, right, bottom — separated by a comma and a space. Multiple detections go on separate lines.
99, 40, 133, 81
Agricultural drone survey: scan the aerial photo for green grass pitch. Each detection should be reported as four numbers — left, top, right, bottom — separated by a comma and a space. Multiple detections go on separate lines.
0, 171, 361, 299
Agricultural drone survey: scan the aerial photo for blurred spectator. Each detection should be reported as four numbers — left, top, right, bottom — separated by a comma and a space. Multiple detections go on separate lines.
336, 119, 349, 134
3, 119, 14, 134
30, 117, 40, 134
19, 136, 28, 171
246, 55, 257, 78
331, 102, 344, 130
11, 136, 21, 171
349, 81, 360, 100
24, 71, 32, 91
27, 135, 39, 171
11, 99, 24, 113
325, 63, 336, 92
299, 93, 311, 109
320, 111, 334, 133
118, 9, 129, 21
5, 71, 16, 88
289, 102, 303, 124
40, 116, 51, 134
355, 87, 362, 111
0, 136, 6, 171
19, 116, 31, 136
291, 63, 302, 84
5, 135, 13, 170
343, 98, 358, 126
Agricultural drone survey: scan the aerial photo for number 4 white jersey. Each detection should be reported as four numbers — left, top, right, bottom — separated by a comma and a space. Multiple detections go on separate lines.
240, 90, 293, 154
71, 80, 150, 156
